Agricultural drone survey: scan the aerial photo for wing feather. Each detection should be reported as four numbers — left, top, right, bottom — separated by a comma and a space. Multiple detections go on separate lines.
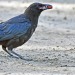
0, 14, 31, 41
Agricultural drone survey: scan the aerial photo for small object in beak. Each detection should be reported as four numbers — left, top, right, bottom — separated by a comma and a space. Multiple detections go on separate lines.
47, 5, 53, 9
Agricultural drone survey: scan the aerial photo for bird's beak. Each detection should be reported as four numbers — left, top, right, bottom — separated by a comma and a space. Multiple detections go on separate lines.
39, 4, 53, 10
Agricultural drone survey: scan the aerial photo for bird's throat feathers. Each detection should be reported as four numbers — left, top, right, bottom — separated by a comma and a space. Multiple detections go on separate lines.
24, 8, 42, 26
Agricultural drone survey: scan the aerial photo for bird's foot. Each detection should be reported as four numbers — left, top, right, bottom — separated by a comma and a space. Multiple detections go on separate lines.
9, 55, 33, 61
9, 50, 33, 61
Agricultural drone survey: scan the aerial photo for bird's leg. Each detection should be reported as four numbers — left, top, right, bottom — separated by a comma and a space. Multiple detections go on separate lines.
2, 45, 19, 58
9, 50, 32, 60
2, 45, 13, 56
8, 47, 32, 61
9, 50, 26, 60
2, 45, 32, 61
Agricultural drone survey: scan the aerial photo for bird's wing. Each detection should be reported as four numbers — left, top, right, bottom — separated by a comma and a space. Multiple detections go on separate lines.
0, 14, 31, 41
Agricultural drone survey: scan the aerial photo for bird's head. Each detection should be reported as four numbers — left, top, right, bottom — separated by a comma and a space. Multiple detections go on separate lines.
25, 3, 53, 24
28, 3, 52, 11
25, 3, 53, 16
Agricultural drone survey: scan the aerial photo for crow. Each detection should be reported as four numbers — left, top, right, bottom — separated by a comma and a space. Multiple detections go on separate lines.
0, 3, 52, 60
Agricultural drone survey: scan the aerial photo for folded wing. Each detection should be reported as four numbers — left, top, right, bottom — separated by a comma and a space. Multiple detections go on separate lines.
0, 14, 31, 41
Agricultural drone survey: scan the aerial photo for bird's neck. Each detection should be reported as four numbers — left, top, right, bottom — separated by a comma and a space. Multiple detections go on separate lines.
24, 10, 41, 27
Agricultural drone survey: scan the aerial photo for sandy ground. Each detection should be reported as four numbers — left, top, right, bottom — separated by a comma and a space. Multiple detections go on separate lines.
0, 1, 75, 75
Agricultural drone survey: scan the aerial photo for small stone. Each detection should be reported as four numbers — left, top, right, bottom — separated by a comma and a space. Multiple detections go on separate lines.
57, 46, 59, 47
64, 16, 67, 20
45, 57, 48, 58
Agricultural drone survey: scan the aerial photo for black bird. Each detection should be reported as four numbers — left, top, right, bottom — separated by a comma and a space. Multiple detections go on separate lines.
0, 3, 52, 60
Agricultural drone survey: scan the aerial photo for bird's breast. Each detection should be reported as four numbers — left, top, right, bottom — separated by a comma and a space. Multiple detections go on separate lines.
16, 27, 36, 46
